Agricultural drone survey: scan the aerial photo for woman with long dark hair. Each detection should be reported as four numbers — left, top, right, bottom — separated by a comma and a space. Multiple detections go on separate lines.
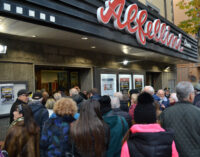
70, 100, 110, 157
3, 104, 40, 157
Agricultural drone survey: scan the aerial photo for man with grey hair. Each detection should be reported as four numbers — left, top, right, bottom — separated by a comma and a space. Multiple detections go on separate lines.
160, 81, 200, 157
143, 85, 160, 101
143, 85, 154, 95
111, 96, 132, 127
69, 88, 84, 112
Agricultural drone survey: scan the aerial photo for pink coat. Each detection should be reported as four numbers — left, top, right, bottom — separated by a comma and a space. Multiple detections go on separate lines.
121, 124, 179, 157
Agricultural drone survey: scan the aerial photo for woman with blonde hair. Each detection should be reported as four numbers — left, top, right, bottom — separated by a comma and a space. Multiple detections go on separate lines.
45, 98, 56, 117
40, 98, 77, 157
129, 93, 138, 121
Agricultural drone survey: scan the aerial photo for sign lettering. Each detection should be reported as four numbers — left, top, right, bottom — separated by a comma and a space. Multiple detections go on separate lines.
97, 0, 184, 52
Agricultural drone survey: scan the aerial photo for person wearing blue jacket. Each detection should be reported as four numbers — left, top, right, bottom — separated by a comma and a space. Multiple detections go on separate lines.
29, 92, 49, 131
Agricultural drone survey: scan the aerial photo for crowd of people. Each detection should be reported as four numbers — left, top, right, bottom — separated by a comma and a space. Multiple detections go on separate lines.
1, 81, 200, 157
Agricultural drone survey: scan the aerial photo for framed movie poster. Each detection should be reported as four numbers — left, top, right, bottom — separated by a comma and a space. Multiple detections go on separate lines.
0, 82, 27, 116
119, 74, 132, 94
133, 75, 144, 92
101, 74, 117, 96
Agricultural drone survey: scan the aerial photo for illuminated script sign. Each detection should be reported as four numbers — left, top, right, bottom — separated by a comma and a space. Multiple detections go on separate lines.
97, 0, 184, 52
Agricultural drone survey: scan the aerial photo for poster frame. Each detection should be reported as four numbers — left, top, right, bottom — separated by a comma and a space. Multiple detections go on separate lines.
100, 74, 117, 96
0, 81, 28, 118
118, 74, 132, 94
133, 74, 144, 91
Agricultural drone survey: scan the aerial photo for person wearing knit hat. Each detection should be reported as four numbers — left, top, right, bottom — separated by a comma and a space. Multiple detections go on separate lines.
134, 92, 156, 124
121, 92, 179, 157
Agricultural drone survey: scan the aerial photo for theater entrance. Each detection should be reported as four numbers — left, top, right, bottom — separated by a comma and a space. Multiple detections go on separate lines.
146, 72, 162, 92
35, 66, 92, 96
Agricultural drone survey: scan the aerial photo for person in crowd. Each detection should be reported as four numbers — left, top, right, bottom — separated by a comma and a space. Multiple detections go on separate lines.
45, 98, 56, 117
29, 92, 49, 131
99, 96, 128, 157
193, 83, 200, 107
157, 89, 170, 110
73, 85, 81, 93
53, 92, 62, 101
89, 88, 101, 101
114, 92, 129, 112
169, 93, 178, 106
41, 91, 49, 106
121, 92, 179, 157
143, 85, 160, 101
70, 100, 110, 157
70, 88, 85, 112
79, 91, 88, 100
9, 89, 31, 124
128, 93, 138, 121
160, 81, 200, 157
58, 87, 67, 97
40, 98, 77, 157
111, 96, 132, 128
3, 104, 40, 157
128, 89, 139, 107
164, 88, 171, 99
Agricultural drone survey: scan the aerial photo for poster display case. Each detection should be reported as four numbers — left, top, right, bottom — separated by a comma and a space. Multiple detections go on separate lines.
118, 74, 132, 94
0, 82, 27, 116
101, 74, 117, 96
133, 75, 144, 92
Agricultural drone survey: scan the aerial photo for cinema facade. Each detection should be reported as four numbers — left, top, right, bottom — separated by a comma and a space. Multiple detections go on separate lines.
0, 0, 198, 117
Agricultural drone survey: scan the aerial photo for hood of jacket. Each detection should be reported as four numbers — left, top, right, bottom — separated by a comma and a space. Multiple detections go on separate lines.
28, 101, 45, 114
130, 123, 165, 134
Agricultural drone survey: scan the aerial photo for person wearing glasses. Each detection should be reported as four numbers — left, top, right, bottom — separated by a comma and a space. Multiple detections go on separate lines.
9, 89, 31, 124
3, 104, 40, 157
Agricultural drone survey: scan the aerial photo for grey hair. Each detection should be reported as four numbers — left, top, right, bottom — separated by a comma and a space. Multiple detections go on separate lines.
143, 86, 155, 95
170, 93, 178, 102
113, 92, 123, 100
110, 96, 120, 108
69, 88, 79, 96
54, 92, 62, 101
176, 81, 194, 101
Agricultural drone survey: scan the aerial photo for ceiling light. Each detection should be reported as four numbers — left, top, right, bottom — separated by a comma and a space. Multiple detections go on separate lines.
0, 44, 7, 54
123, 49, 129, 54
0, 25, 4, 31
91, 46, 96, 49
123, 60, 129, 65
81, 37, 88, 40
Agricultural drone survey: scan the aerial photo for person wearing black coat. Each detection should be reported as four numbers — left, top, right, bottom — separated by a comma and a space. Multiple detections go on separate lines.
9, 89, 31, 124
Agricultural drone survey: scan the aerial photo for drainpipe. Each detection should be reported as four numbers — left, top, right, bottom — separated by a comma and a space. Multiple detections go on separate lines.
164, 0, 167, 19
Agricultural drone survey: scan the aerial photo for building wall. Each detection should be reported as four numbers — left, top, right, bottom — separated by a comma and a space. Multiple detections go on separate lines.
0, 36, 178, 92
138, 0, 173, 22
173, 0, 190, 26
177, 63, 200, 84
162, 71, 177, 92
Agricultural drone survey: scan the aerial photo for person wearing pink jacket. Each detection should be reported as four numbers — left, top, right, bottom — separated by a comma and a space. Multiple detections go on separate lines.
121, 92, 179, 157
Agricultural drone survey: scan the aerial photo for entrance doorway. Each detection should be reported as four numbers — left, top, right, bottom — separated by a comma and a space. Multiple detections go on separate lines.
146, 72, 162, 92
35, 66, 80, 96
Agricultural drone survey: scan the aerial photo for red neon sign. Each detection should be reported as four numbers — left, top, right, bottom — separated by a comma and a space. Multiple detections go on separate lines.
97, 0, 184, 52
